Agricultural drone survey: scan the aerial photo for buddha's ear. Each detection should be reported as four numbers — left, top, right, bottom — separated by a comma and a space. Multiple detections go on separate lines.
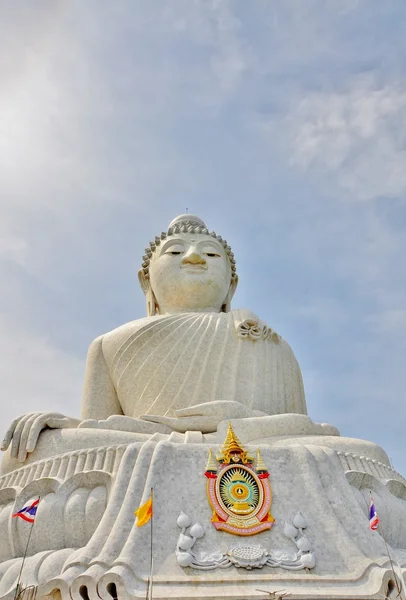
138, 269, 158, 316
138, 268, 150, 294
222, 275, 238, 313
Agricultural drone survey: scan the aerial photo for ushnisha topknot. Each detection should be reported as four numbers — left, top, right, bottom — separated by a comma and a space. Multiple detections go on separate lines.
141, 214, 237, 280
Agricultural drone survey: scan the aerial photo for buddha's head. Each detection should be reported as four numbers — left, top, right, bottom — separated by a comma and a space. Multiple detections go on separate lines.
138, 214, 238, 316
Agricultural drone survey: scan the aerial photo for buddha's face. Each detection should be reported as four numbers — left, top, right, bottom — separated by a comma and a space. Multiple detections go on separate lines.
148, 233, 233, 314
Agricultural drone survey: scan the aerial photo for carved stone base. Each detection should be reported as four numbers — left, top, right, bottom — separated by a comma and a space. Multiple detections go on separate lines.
0, 430, 405, 600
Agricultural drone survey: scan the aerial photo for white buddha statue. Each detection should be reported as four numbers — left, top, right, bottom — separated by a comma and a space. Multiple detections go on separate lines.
2, 214, 321, 464
0, 215, 404, 600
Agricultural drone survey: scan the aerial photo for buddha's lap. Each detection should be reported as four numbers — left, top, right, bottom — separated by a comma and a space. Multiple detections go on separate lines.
0, 427, 146, 475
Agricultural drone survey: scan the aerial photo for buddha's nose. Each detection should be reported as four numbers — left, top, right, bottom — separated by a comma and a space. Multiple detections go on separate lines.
182, 250, 206, 265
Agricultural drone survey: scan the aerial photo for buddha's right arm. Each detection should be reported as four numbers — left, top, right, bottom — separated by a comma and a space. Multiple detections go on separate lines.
79, 337, 172, 434
1, 413, 81, 462
1, 337, 122, 462
81, 336, 123, 420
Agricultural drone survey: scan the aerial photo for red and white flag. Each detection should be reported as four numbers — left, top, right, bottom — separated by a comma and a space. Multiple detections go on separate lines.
369, 496, 379, 531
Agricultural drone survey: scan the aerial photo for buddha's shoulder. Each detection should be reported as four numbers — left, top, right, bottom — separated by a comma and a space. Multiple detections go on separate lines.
85, 316, 163, 363
95, 314, 212, 355
99, 312, 225, 345
97, 316, 166, 347
89, 310, 294, 356
232, 308, 295, 353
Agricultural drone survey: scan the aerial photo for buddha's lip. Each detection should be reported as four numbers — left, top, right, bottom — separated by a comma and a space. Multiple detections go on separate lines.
181, 264, 207, 270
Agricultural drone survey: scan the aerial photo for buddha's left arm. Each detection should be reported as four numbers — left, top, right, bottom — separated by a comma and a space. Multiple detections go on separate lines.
289, 351, 308, 415
141, 400, 266, 433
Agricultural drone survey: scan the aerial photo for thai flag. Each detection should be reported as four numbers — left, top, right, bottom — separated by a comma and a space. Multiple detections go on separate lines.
12, 499, 40, 524
369, 496, 379, 531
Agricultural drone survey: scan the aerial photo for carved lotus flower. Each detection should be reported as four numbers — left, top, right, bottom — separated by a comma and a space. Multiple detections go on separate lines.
190, 522, 204, 539
300, 552, 316, 568
176, 551, 193, 567
177, 511, 191, 529
296, 535, 311, 552
227, 545, 268, 570
293, 511, 307, 530
237, 319, 262, 341
283, 521, 298, 540
178, 534, 194, 550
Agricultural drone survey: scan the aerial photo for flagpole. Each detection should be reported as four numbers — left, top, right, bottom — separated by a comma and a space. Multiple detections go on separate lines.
14, 503, 39, 600
369, 491, 404, 599
380, 527, 404, 599
149, 487, 154, 600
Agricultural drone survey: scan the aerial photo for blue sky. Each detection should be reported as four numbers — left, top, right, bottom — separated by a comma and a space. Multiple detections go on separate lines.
1, 1, 406, 473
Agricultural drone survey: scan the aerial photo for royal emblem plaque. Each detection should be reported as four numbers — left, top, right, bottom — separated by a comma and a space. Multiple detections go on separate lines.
205, 423, 274, 536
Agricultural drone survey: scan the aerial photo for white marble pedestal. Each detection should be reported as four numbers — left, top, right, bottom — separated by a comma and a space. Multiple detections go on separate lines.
0, 426, 405, 600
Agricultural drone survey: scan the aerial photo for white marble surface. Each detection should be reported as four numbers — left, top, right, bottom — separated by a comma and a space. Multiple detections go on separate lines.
82, 310, 307, 424
0, 436, 405, 599
1, 216, 308, 460
0, 215, 405, 599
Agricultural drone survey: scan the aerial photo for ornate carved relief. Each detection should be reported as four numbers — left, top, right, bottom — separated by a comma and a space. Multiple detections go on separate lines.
175, 510, 315, 571
205, 423, 274, 535
237, 319, 281, 342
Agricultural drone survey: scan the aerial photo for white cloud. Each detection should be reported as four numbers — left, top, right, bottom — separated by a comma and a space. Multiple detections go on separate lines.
0, 1, 405, 478
0, 315, 83, 439
0, 235, 29, 267
364, 308, 406, 336
287, 77, 406, 200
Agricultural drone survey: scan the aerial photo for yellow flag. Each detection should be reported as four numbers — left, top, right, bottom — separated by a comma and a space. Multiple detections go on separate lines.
135, 496, 153, 527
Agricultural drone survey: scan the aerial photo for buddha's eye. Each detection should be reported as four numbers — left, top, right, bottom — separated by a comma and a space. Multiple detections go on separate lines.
205, 252, 220, 258
164, 244, 185, 256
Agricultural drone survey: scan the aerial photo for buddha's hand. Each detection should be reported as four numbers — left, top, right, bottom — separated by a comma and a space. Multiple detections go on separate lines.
141, 401, 265, 434
77, 415, 172, 435
1, 413, 81, 462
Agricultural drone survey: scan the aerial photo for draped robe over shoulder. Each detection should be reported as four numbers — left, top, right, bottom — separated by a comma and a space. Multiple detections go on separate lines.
95, 310, 307, 419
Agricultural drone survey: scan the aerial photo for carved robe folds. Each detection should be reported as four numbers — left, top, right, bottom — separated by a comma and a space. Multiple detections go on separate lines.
98, 310, 307, 418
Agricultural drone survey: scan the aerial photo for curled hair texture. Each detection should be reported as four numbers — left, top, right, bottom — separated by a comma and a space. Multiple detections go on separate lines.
140, 219, 237, 280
